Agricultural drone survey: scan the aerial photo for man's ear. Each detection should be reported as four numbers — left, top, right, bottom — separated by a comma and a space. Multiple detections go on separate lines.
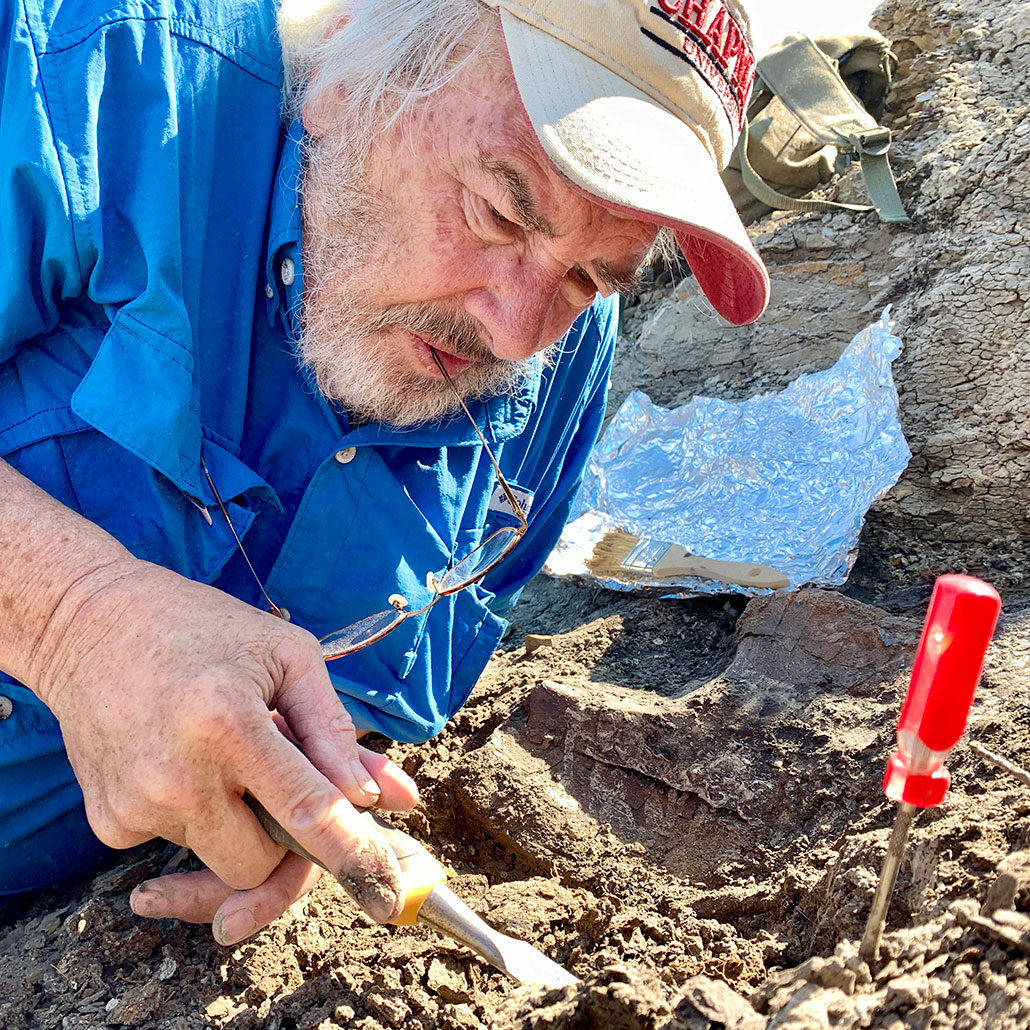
293, 7, 349, 139
301, 84, 344, 140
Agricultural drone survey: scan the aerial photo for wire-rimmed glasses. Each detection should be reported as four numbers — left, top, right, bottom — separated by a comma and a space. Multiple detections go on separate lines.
202, 348, 527, 660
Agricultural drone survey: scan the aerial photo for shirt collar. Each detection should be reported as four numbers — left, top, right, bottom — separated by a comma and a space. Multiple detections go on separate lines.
264, 120, 305, 339
337, 364, 542, 448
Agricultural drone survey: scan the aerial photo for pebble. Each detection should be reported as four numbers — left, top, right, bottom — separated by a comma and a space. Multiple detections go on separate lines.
364, 991, 410, 1028
38, 913, 61, 935
427, 955, 472, 1004
445, 1005, 481, 1030
886, 973, 929, 1007
844, 955, 872, 986
105, 981, 169, 1026
524, 633, 554, 654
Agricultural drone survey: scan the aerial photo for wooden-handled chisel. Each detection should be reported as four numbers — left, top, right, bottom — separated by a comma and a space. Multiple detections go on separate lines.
245, 796, 579, 989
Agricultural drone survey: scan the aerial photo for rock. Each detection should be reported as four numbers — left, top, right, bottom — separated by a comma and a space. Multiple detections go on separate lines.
764, 982, 859, 1030
446, 1005, 484, 1029
450, 588, 920, 901
793, 957, 858, 995
364, 990, 410, 1027
765, 983, 833, 1030
967, 908, 1030, 955
156, 955, 177, 980
105, 981, 170, 1026
726, 590, 916, 694
524, 634, 554, 654
203, 996, 239, 1021
671, 975, 764, 1029
38, 913, 62, 935
981, 850, 1030, 916
427, 955, 474, 1004
885, 973, 931, 1008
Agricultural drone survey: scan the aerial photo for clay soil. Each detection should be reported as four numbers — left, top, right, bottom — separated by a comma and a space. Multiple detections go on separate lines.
3, 2, 1030, 1028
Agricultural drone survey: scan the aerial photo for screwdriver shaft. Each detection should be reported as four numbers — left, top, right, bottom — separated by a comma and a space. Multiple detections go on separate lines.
859, 802, 917, 964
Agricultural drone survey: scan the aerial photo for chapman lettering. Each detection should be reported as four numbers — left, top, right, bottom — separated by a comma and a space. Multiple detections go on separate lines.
645, 2, 755, 130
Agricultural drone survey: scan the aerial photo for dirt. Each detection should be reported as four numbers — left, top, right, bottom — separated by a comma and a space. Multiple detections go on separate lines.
3, 0, 1030, 1028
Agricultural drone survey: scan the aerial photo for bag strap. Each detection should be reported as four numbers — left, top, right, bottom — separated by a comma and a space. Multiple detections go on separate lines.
736, 118, 872, 216
738, 33, 910, 223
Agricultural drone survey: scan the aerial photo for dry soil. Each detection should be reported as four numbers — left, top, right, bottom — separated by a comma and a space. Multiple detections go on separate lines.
2, 0, 1029, 1027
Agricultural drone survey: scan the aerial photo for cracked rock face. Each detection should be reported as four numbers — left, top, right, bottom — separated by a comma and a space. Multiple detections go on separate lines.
616, 0, 1030, 598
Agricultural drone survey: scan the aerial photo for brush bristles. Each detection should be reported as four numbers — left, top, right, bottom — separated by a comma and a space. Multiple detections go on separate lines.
584, 529, 641, 578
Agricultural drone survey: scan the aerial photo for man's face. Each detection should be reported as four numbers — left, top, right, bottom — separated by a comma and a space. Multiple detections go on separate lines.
298, 30, 659, 426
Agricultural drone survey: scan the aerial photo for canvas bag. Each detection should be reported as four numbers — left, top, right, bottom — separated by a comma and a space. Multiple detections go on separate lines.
722, 31, 910, 225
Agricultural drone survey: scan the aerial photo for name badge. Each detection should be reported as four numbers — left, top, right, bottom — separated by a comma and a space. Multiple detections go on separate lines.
488, 482, 533, 521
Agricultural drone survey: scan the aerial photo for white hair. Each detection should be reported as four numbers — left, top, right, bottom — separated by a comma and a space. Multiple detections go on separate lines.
278, 0, 675, 306
278, 0, 494, 153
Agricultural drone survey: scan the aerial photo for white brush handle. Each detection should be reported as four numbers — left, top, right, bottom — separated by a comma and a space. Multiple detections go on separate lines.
652, 548, 789, 589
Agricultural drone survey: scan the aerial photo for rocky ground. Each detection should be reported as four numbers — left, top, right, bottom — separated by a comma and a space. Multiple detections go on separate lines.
2, 0, 1029, 1027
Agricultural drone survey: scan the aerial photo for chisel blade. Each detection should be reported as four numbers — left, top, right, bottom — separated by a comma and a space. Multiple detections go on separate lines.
419, 883, 580, 989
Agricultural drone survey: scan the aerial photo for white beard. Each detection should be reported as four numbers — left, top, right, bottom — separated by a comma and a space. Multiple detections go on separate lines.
296, 135, 540, 427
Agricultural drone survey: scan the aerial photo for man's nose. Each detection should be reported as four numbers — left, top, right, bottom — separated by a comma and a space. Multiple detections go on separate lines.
476, 264, 566, 362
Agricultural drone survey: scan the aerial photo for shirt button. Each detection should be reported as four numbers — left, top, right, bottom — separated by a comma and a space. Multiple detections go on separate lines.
334, 447, 357, 465
278, 607, 292, 623
264, 282, 274, 299
0, 695, 12, 720
280, 257, 295, 286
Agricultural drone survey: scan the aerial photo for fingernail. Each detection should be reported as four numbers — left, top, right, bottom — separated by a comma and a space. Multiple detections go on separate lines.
129, 882, 168, 918
213, 909, 257, 946
350, 758, 380, 802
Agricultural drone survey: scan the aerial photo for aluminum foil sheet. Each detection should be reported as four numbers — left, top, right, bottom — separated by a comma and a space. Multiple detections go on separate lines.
546, 308, 911, 596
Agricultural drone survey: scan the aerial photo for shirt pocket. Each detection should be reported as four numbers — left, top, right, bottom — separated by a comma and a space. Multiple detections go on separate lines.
396, 521, 496, 677
444, 580, 508, 714
333, 580, 507, 743
46, 429, 254, 585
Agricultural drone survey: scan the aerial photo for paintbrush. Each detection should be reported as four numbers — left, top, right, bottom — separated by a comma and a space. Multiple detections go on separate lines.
585, 529, 790, 589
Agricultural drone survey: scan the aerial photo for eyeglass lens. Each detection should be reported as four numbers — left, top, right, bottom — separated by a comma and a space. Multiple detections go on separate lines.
319, 526, 521, 659
433, 526, 520, 594
319, 608, 408, 660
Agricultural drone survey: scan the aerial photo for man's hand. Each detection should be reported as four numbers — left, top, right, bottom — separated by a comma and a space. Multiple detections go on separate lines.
128, 744, 416, 945
28, 558, 418, 943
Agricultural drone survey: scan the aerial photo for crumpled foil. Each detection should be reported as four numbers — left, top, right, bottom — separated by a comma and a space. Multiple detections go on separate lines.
546, 308, 911, 595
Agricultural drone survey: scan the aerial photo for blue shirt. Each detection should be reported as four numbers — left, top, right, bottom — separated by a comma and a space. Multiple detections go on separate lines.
0, 0, 617, 741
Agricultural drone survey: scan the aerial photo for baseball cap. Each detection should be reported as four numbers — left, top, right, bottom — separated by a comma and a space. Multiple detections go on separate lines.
483, 0, 770, 325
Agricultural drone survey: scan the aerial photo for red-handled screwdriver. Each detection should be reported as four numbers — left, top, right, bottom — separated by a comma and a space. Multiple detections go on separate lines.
858, 574, 1002, 963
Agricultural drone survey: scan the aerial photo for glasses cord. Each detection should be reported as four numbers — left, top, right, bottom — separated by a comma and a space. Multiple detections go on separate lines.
199, 355, 522, 629
199, 451, 287, 621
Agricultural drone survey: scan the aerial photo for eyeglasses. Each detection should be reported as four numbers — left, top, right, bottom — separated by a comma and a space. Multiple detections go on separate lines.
201, 349, 527, 660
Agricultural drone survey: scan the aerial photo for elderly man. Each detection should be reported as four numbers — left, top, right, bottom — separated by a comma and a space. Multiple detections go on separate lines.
0, 0, 768, 941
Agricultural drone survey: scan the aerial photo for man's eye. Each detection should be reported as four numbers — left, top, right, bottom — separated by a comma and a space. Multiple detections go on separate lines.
488, 203, 515, 228
472, 195, 521, 243
574, 266, 594, 287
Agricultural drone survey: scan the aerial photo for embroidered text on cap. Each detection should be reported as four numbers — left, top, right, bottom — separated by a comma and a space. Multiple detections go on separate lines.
645, 1, 756, 131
